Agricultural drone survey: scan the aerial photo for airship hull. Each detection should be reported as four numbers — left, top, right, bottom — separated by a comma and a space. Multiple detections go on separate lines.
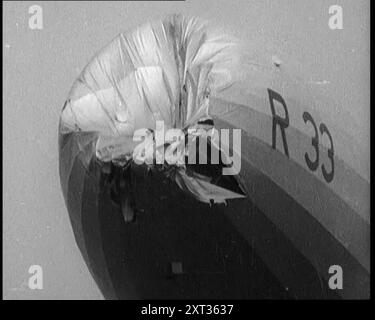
60, 127, 368, 299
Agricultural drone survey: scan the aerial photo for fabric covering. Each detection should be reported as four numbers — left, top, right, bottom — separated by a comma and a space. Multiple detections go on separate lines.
59, 14, 245, 204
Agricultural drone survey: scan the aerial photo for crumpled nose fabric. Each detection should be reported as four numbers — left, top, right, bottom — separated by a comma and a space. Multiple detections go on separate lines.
59, 14, 245, 205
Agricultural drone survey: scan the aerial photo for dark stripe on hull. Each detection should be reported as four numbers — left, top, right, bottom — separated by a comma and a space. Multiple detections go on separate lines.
67, 156, 118, 300
236, 156, 369, 299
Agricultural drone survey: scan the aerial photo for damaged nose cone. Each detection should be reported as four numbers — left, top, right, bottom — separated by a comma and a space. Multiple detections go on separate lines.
59, 14, 256, 300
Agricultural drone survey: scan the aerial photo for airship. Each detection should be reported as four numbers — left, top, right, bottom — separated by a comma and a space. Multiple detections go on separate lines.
58, 14, 369, 299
